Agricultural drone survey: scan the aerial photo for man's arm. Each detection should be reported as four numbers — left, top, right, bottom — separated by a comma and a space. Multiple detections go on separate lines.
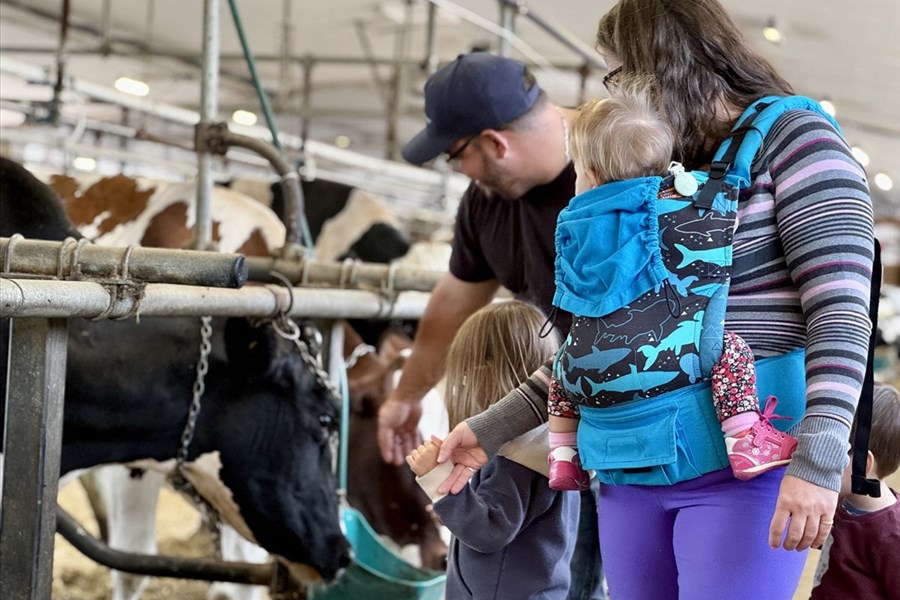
378, 272, 499, 464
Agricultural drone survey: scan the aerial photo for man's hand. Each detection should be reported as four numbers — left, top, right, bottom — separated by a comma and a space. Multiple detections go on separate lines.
377, 396, 423, 465
436, 421, 488, 494
769, 474, 838, 551
406, 438, 442, 477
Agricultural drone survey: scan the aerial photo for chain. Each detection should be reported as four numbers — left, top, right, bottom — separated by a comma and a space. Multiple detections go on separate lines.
176, 315, 213, 469
290, 334, 341, 406
344, 343, 376, 370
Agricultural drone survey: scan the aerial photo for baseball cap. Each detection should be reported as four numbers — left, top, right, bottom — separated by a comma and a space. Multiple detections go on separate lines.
402, 52, 541, 165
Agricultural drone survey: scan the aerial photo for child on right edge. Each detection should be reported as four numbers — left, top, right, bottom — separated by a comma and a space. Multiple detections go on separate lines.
811, 382, 900, 599
547, 76, 797, 491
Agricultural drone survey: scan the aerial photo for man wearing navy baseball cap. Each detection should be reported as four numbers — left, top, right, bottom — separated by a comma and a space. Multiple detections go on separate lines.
382, 52, 606, 600
401, 51, 542, 166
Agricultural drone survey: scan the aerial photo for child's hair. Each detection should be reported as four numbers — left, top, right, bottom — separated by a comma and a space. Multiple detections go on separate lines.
444, 301, 560, 429
868, 383, 900, 478
570, 74, 674, 184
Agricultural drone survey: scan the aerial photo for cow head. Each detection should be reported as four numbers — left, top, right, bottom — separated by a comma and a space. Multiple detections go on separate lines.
343, 324, 449, 571
203, 317, 350, 580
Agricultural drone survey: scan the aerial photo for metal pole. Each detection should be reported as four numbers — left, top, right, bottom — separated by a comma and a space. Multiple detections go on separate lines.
386, 0, 414, 161
300, 55, 313, 151
1, 237, 248, 288
49, 0, 71, 126
498, 0, 515, 57
56, 507, 273, 585
277, 0, 293, 112
245, 256, 442, 292
424, 2, 439, 76
0, 318, 68, 600
497, 0, 605, 69
100, 0, 112, 56
1, 279, 433, 321
196, 0, 220, 250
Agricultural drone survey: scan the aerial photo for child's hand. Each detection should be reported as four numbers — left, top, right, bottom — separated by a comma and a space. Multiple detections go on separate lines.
406, 436, 443, 477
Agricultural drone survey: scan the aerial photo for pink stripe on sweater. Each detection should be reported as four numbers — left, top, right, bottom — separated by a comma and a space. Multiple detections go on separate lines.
779, 160, 864, 191
534, 369, 551, 385
807, 381, 860, 398
772, 138, 837, 171
737, 197, 775, 219
781, 206, 861, 233
795, 260, 870, 280
801, 278, 869, 300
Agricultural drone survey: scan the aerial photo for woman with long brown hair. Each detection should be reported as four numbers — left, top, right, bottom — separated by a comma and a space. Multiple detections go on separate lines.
437, 1, 874, 597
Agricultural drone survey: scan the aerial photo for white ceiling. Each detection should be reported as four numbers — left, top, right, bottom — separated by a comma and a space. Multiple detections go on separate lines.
0, 0, 898, 210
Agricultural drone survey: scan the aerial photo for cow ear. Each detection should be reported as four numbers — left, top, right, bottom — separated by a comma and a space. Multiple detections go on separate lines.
224, 318, 278, 376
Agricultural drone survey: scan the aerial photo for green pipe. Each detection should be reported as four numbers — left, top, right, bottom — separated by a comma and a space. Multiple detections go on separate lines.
226, 0, 314, 251
226, 0, 282, 152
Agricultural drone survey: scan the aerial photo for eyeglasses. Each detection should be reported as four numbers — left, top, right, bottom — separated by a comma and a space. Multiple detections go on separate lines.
444, 134, 477, 163
602, 66, 622, 91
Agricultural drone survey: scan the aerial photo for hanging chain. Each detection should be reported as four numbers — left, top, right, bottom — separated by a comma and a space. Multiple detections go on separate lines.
176, 315, 213, 469
344, 343, 376, 370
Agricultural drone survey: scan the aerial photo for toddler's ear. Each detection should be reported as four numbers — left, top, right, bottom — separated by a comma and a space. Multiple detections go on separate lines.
586, 168, 603, 188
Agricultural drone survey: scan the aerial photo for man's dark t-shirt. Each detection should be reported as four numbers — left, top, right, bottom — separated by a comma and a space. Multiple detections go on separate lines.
449, 163, 575, 332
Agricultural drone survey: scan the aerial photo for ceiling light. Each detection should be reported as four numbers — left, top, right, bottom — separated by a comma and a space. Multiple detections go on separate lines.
72, 156, 96, 172
819, 100, 836, 118
334, 135, 351, 149
114, 77, 149, 97
762, 18, 783, 45
851, 147, 870, 167
874, 173, 893, 191
232, 109, 257, 126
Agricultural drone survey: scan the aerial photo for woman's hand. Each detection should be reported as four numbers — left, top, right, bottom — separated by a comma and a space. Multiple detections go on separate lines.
769, 474, 838, 551
436, 421, 488, 494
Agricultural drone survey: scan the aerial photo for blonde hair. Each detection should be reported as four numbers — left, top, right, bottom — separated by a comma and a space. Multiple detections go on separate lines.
444, 301, 560, 429
570, 74, 674, 184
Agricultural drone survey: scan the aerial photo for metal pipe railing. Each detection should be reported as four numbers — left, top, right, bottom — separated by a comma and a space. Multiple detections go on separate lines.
0, 237, 247, 288
244, 256, 443, 292
1, 278, 431, 320
1, 237, 247, 288
57, 507, 273, 585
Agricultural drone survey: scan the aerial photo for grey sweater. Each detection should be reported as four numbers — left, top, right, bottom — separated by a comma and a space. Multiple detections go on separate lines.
416, 442, 576, 600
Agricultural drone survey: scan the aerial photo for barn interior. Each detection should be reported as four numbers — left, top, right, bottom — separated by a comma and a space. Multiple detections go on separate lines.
1, 1, 899, 599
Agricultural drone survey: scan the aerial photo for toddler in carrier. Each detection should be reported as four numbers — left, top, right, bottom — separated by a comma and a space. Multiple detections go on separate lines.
547, 76, 798, 491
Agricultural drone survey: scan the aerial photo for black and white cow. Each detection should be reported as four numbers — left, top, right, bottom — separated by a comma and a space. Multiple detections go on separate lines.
0, 157, 352, 588
40, 164, 449, 598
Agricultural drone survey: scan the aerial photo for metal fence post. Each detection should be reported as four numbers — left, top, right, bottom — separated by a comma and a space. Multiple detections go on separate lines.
0, 318, 68, 600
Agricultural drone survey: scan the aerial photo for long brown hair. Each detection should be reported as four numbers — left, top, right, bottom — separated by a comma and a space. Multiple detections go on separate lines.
444, 301, 560, 429
596, 0, 794, 169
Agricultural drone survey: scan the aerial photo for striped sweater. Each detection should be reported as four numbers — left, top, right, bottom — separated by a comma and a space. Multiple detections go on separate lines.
469, 110, 874, 492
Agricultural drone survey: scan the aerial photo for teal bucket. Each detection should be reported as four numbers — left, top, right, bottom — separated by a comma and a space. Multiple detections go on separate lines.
308, 507, 447, 600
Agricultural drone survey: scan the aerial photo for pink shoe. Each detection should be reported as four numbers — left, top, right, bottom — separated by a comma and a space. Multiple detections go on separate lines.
725, 396, 798, 481
548, 449, 591, 491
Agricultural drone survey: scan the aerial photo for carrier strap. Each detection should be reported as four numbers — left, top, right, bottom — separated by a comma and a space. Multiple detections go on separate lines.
695, 96, 842, 210
851, 239, 882, 497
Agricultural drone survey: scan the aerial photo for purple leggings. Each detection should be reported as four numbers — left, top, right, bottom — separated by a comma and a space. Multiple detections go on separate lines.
597, 467, 807, 600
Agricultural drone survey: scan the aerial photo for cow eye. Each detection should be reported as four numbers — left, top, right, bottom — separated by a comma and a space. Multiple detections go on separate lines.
319, 414, 336, 432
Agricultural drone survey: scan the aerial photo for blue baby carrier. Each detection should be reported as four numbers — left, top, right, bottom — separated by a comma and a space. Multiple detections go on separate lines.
552, 96, 840, 486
